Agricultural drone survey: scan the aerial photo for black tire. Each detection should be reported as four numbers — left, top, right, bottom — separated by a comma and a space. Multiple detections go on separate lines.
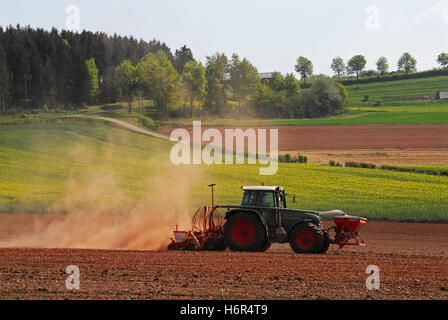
223, 212, 266, 252
258, 240, 272, 252
318, 230, 332, 254
289, 222, 324, 254
205, 238, 227, 251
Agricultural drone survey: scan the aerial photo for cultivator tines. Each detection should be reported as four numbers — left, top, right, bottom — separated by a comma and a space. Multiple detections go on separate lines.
167, 205, 226, 251
331, 214, 367, 249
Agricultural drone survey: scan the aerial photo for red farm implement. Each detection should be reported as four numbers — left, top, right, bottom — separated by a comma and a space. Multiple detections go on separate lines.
168, 184, 227, 251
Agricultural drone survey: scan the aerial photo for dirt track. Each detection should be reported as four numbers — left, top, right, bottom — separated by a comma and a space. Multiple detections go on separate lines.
0, 220, 447, 300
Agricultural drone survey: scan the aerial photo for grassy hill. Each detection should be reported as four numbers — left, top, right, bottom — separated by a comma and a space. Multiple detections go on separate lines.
345, 75, 448, 108
1, 119, 447, 222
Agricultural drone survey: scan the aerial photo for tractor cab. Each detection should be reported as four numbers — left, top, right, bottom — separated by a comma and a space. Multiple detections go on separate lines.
241, 186, 294, 208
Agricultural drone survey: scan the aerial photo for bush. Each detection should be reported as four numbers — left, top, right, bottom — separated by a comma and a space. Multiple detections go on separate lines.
373, 101, 382, 107
138, 115, 158, 130
345, 161, 376, 169
329, 160, 343, 167
278, 153, 307, 164
298, 154, 307, 164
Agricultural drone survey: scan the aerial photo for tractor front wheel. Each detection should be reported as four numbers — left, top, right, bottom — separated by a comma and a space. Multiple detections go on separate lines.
289, 223, 324, 254
224, 213, 266, 252
318, 230, 332, 254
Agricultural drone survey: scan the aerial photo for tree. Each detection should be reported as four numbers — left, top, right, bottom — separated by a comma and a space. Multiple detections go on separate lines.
266, 72, 300, 97
299, 76, 347, 118
205, 53, 229, 114
136, 50, 180, 120
294, 57, 313, 84
173, 45, 194, 74
347, 55, 367, 79
376, 56, 389, 75
397, 52, 417, 74
331, 57, 345, 80
0, 43, 11, 113
228, 54, 261, 107
282, 73, 301, 96
181, 60, 205, 116
85, 58, 100, 102
40, 57, 57, 108
437, 53, 448, 69
115, 60, 137, 111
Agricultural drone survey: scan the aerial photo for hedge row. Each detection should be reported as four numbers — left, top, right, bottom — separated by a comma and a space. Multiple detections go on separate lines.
279, 153, 308, 164
380, 165, 448, 176
333, 160, 448, 176
345, 161, 376, 169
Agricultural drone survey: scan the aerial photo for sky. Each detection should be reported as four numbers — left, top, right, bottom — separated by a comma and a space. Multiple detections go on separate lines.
1, 0, 447, 76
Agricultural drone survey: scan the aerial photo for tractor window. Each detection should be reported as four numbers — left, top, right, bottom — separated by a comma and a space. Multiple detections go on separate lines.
241, 191, 257, 206
259, 191, 276, 208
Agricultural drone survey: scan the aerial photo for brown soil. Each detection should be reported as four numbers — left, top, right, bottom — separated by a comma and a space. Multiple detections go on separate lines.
0, 217, 446, 300
290, 148, 448, 166
159, 124, 448, 150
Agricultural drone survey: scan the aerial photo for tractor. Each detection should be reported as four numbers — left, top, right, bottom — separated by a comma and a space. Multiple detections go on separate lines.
168, 184, 366, 253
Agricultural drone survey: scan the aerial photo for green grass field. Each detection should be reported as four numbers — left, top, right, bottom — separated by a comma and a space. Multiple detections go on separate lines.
1, 119, 447, 222
163, 111, 448, 126
345, 75, 448, 108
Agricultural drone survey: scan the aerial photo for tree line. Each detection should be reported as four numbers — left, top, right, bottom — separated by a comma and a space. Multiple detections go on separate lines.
292, 52, 448, 85
0, 25, 348, 120
330, 52, 448, 80
0, 25, 181, 113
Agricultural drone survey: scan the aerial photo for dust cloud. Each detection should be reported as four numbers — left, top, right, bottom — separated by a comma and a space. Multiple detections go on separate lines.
0, 139, 201, 250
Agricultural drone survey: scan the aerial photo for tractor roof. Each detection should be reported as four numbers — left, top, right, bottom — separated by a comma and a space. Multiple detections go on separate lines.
241, 186, 284, 191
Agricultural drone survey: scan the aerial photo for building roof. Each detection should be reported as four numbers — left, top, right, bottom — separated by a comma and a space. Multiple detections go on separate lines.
241, 186, 283, 191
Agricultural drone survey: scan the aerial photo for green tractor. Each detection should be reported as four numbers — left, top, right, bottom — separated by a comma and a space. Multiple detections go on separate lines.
168, 185, 366, 253
220, 186, 334, 254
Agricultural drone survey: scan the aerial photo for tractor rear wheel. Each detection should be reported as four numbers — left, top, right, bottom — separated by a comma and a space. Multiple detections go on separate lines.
289, 222, 324, 254
224, 213, 266, 252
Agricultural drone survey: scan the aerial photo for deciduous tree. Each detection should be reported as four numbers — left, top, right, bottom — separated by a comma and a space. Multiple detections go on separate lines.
228, 54, 261, 107
397, 52, 417, 74
331, 57, 345, 80
181, 60, 205, 116
376, 56, 389, 76
347, 55, 367, 79
437, 53, 448, 69
295, 57, 313, 84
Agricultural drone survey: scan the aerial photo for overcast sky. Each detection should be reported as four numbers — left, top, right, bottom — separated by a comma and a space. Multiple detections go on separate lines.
1, 0, 447, 75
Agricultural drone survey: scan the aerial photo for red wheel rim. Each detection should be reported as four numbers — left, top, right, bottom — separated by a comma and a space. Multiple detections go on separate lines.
231, 221, 255, 245
296, 230, 315, 249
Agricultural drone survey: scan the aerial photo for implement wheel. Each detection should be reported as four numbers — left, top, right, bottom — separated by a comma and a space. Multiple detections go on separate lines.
289, 222, 324, 254
224, 213, 266, 252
